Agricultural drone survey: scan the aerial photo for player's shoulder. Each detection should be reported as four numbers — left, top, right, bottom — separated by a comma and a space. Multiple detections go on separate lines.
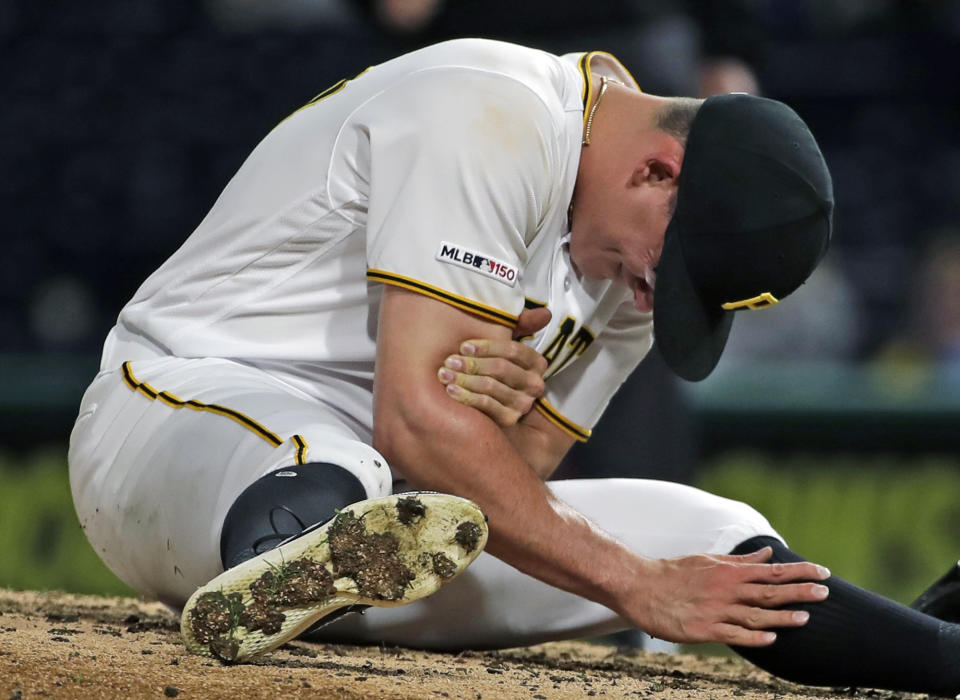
410, 38, 561, 73
383, 39, 580, 113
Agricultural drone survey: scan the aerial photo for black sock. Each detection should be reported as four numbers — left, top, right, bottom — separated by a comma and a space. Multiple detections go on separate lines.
219, 462, 367, 569
731, 536, 960, 696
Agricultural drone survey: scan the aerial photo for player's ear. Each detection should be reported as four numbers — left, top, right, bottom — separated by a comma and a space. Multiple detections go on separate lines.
629, 159, 676, 188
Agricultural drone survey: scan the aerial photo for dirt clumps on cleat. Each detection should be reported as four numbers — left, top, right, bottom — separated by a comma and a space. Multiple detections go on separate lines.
188, 591, 245, 661
189, 591, 241, 644
239, 603, 285, 636
431, 552, 457, 579
329, 511, 415, 600
181, 493, 489, 663
396, 496, 427, 525
454, 521, 483, 553
248, 559, 336, 607
242, 559, 337, 635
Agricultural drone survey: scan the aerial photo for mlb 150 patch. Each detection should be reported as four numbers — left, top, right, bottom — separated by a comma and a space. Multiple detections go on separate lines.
435, 241, 518, 287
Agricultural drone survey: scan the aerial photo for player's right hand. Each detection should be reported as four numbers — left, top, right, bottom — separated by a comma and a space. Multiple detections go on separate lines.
626, 547, 831, 647
436, 307, 551, 427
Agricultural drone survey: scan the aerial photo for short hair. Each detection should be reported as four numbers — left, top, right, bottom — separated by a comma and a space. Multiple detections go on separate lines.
655, 97, 705, 145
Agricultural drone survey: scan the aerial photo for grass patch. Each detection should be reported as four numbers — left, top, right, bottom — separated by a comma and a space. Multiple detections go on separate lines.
2, 446, 958, 613
0, 448, 132, 596
698, 452, 960, 603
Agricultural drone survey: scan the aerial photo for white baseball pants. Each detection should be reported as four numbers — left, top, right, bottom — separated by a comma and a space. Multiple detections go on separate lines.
69, 356, 781, 648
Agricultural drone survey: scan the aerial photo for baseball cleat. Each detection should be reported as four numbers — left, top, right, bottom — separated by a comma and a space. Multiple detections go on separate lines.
180, 492, 488, 662
910, 559, 960, 623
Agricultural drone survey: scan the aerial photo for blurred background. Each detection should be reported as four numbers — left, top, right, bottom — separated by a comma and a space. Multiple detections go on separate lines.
1, 0, 959, 650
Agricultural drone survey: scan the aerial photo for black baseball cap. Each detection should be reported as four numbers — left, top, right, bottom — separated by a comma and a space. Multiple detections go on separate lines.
653, 93, 834, 381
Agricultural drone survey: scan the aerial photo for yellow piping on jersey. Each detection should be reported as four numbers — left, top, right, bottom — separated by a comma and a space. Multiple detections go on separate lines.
577, 50, 640, 132
121, 361, 284, 448
367, 269, 519, 328
277, 66, 373, 127
578, 53, 595, 129
291, 434, 309, 465
534, 397, 591, 442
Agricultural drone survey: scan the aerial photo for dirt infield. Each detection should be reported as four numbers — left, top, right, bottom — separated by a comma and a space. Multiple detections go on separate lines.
0, 589, 919, 700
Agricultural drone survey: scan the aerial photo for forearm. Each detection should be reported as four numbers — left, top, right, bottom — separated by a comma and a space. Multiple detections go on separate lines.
501, 408, 573, 480
373, 286, 646, 623
374, 403, 643, 616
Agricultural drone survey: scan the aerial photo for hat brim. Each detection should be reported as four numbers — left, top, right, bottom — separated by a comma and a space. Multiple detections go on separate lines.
653, 219, 734, 382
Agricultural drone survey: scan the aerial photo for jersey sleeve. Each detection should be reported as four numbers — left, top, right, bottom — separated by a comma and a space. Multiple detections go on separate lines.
359, 68, 558, 327
536, 302, 653, 441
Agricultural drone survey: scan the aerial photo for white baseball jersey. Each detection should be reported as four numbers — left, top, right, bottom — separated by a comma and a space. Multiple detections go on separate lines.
101, 38, 653, 442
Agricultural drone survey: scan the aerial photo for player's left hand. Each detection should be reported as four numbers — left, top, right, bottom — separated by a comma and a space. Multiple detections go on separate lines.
629, 547, 831, 647
437, 307, 551, 426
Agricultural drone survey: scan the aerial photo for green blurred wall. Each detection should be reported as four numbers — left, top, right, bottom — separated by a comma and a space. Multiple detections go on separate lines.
700, 452, 960, 603
2, 448, 958, 607
0, 449, 133, 596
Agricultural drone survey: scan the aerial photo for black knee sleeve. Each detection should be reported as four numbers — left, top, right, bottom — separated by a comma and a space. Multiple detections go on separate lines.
219, 462, 367, 570
730, 535, 803, 562
729, 535, 960, 695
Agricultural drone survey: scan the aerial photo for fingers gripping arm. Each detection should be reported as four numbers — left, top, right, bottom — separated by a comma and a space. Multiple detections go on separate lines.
433, 304, 569, 477
436, 306, 552, 428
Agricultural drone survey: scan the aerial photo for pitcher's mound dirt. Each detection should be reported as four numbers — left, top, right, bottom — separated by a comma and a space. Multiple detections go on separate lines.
0, 589, 920, 699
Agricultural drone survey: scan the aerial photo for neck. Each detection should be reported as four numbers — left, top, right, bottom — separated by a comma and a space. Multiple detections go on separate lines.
579, 87, 681, 176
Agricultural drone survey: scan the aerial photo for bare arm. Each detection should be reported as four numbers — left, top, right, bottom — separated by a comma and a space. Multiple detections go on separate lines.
436, 337, 573, 477
435, 306, 572, 477
494, 407, 571, 479
436, 307, 550, 428
374, 286, 830, 645
374, 287, 626, 599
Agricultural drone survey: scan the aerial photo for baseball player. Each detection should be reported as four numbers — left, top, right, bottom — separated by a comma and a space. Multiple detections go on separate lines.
69, 39, 960, 694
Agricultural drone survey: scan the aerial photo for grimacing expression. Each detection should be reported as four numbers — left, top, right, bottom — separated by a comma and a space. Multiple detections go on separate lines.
568, 160, 679, 313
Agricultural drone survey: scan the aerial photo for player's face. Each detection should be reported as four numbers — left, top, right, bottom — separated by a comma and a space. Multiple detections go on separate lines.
568, 166, 677, 313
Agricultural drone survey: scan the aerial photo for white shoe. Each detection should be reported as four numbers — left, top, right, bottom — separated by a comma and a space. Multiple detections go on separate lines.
180, 493, 488, 661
